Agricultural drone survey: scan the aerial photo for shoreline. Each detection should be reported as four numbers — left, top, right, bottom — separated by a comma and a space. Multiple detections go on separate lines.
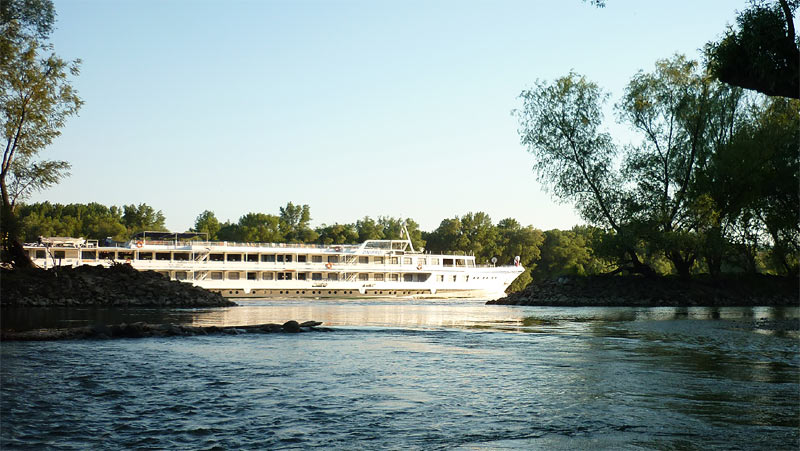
488, 274, 799, 307
1, 264, 236, 308
0, 320, 328, 341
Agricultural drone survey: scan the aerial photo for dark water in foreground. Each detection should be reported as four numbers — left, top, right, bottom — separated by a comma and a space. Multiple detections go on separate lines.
2, 300, 798, 450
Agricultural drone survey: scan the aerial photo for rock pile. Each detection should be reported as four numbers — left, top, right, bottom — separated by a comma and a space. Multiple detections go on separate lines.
1, 264, 236, 308
1, 321, 328, 341
488, 274, 799, 307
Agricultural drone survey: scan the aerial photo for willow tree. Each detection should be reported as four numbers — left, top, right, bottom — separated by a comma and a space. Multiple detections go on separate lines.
515, 73, 655, 276
1, 0, 81, 266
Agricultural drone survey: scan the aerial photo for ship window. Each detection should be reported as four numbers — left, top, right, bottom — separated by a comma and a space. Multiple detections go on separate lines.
359, 273, 369, 281
247, 272, 257, 280
467, 260, 475, 267
262, 272, 273, 280
296, 255, 306, 263
452, 275, 457, 282
210, 253, 224, 261
138, 252, 152, 260
210, 272, 223, 280
262, 254, 275, 262
374, 256, 384, 264
175, 271, 188, 280
99, 251, 115, 260
391, 257, 398, 265
173, 253, 189, 261
456, 259, 465, 267
285, 255, 293, 263
54, 250, 66, 259
403, 274, 413, 282
35, 250, 46, 259
227, 272, 240, 280
403, 257, 412, 265
312, 273, 322, 280
358, 256, 368, 264
297, 273, 307, 281
431, 258, 439, 265
312, 255, 322, 263
118, 252, 133, 260
327, 256, 339, 263
246, 254, 258, 262
80, 251, 94, 260
277, 255, 284, 262
156, 252, 170, 261
227, 254, 242, 262
443, 258, 454, 267
418, 258, 426, 265
389, 274, 399, 281
374, 273, 384, 281
278, 272, 293, 280
437, 275, 444, 282
328, 273, 338, 281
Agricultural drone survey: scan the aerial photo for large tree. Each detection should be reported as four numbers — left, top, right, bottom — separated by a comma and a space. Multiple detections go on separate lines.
515, 72, 654, 276
1, 0, 81, 266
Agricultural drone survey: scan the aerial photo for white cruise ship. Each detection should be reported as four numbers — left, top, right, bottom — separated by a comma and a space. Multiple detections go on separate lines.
24, 230, 524, 300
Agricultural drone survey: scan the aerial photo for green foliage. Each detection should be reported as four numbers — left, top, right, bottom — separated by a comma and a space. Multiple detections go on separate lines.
17, 202, 129, 241
192, 210, 220, 240
532, 227, 610, 281
122, 203, 166, 235
706, 0, 799, 99
1, 0, 80, 266
238, 212, 282, 243
315, 223, 358, 245
517, 54, 798, 279
279, 202, 317, 243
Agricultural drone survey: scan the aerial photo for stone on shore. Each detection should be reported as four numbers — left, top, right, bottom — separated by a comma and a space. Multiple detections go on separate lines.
488, 274, 799, 307
0, 321, 330, 341
1, 264, 236, 308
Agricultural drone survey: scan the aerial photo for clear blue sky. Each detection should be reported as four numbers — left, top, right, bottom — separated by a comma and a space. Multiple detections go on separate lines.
36, 0, 743, 232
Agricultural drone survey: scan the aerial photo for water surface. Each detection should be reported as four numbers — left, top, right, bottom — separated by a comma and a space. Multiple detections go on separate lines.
2, 300, 798, 449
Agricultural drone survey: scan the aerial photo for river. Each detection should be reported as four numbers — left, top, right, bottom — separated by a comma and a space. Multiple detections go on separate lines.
1, 299, 798, 449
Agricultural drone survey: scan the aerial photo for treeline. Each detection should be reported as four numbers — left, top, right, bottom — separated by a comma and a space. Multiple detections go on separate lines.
16, 200, 795, 293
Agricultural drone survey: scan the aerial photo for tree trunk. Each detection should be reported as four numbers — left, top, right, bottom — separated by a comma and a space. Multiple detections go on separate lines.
669, 251, 694, 280
0, 192, 34, 268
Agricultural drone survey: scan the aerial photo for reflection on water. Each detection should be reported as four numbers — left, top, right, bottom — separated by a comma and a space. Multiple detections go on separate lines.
3, 299, 798, 337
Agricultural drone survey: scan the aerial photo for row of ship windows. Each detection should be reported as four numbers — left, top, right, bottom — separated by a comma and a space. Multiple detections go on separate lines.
163, 271, 497, 282
36, 250, 473, 267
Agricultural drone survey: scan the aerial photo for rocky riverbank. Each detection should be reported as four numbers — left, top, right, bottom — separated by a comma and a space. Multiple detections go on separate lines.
488, 274, 799, 307
0, 264, 236, 308
0, 320, 328, 341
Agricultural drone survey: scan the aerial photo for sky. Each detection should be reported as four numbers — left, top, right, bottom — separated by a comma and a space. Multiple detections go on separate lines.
35, 0, 744, 233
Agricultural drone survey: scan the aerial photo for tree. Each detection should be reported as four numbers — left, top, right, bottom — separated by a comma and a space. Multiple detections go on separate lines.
122, 203, 166, 235
1, 0, 81, 266
238, 212, 283, 243
515, 73, 654, 276
192, 210, 220, 240
355, 216, 384, 242
279, 202, 317, 243
496, 218, 544, 291
315, 223, 358, 245
707, 0, 799, 99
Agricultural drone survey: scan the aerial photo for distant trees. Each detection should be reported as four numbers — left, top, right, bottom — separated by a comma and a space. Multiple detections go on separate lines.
424, 212, 544, 292
1, 0, 81, 266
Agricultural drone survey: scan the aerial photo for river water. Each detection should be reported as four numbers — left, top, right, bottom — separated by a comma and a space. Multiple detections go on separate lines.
1, 299, 798, 449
